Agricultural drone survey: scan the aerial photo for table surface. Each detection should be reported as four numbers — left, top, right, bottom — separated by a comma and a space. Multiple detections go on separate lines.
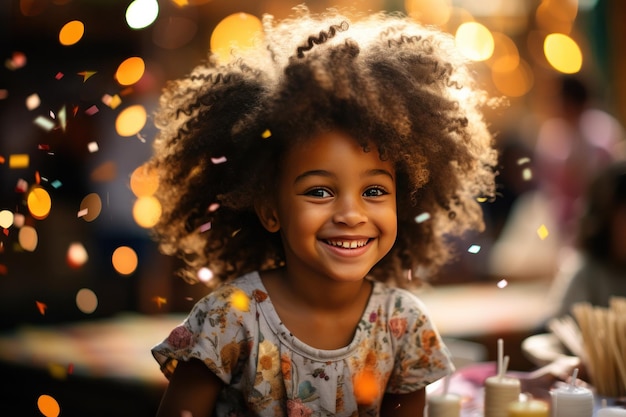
0, 280, 553, 387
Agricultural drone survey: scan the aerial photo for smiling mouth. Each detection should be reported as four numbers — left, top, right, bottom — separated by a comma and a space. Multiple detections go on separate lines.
324, 239, 370, 249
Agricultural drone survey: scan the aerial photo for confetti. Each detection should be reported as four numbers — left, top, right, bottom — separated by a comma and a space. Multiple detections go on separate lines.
55, 72, 64, 80
36, 301, 47, 315
87, 141, 99, 153
5, 51, 26, 70
497, 279, 508, 288
58, 106, 66, 131
77, 70, 96, 82
230, 289, 250, 312
15, 178, 28, 192
51, 180, 62, 188
153, 296, 167, 308
77, 208, 88, 218
9, 154, 29, 169
517, 157, 531, 165
537, 224, 549, 240
262, 129, 272, 139
102, 93, 122, 109
34, 116, 55, 131
211, 156, 227, 164
414, 212, 430, 223
198, 221, 211, 232
26, 93, 41, 110
85, 105, 99, 115
522, 167, 532, 181
208, 203, 220, 212
467, 244, 481, 254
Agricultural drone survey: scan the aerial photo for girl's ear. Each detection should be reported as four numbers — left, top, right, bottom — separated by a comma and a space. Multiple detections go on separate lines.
255, 200, 280, 232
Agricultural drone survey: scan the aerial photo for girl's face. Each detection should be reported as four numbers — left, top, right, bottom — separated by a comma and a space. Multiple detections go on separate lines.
261, 130, 397, 283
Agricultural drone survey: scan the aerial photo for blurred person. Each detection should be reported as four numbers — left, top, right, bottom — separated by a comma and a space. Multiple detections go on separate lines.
549, 160, 626, 318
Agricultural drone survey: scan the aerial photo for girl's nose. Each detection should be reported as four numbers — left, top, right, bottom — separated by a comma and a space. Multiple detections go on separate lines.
332, 196, 367, 226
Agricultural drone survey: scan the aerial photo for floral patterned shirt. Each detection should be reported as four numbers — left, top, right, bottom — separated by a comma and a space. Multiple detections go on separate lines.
152, 271, 454, 417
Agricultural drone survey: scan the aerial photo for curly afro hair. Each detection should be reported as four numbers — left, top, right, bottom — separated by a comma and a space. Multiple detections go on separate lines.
147, 6, 499, 287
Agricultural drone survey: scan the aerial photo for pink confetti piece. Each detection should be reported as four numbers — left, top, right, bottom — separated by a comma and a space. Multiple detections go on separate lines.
77, 208, 88, 218
55, 72, 64, 80
211, 156, 227, 164
198, 222, 211, 232
15, 179, 28, 193
85, 105, 99, 115
208, 203, 220, 212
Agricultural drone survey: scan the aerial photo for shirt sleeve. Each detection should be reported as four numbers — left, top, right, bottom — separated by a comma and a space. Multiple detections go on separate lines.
384, 289, 455, 393
151, 283, 253, 384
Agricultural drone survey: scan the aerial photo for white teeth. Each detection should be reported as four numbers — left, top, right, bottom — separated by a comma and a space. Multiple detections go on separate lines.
326, 240, 368, 249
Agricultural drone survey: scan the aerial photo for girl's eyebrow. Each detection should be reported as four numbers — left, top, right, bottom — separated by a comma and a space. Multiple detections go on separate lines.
293, 168, 394, 184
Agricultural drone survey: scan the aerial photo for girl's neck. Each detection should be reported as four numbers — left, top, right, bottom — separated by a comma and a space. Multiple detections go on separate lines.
261, 267, 372, 313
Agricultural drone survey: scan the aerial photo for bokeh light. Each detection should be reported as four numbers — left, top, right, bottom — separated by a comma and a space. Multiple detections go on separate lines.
404, 0, 452, 26
455, 22, 494, 61
59, 20, 84, 46
115, 57, 145, 86
76, 288, 98, 314
18, 225, 38, 252
79, 193, 102, 222
210, 13, 263, 63
112, 246, 138, 275
543, 33, 582, 74
230, 289, 250, 312
67, 242, 88, 269
130, 164, 159, 197
27, 187, 51, 220
125, 0, 159, 30
132, 196, 162, 228
353, 370, 380, 405
115, 104, 147, 137
37, 394, 60, 417
491, 58, 534, 97
0, 210, 14, 228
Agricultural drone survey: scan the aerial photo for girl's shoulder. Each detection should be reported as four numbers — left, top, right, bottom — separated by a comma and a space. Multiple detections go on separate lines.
368, 281, 432, 319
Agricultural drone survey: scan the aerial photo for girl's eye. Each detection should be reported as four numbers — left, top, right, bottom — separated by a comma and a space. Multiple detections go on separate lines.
363, 187, 388, 197
306, 188, 332, 198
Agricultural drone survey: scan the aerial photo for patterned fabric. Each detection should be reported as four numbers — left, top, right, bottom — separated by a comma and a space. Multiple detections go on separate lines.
152, 271, 454, 416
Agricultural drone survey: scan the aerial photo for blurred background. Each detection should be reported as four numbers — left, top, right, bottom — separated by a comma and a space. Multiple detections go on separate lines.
1, 0, 625, 416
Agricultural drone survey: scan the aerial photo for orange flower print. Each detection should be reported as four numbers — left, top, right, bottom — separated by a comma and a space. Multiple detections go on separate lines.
389, 317, 407, 339
220, 340, 243, 374
421, 329, 439, 354
281, 353, 292, 381
166, 325, 194, 349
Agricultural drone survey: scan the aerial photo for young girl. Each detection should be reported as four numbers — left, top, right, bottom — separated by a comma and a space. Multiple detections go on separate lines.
149, 6, 497, 417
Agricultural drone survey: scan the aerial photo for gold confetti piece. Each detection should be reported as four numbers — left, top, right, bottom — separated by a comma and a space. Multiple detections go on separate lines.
230, 289, 250, 312
537, 224, 549, 240
9, 154, 29, 169
77, 70, 96, 82
262, 129, 272, 139
58, 106, 66, 131
36, 301, 47, 315
153, 296, 167, 308
34, 116, 55, 131
476, 197, 488, 202
102, 93, 122, 109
